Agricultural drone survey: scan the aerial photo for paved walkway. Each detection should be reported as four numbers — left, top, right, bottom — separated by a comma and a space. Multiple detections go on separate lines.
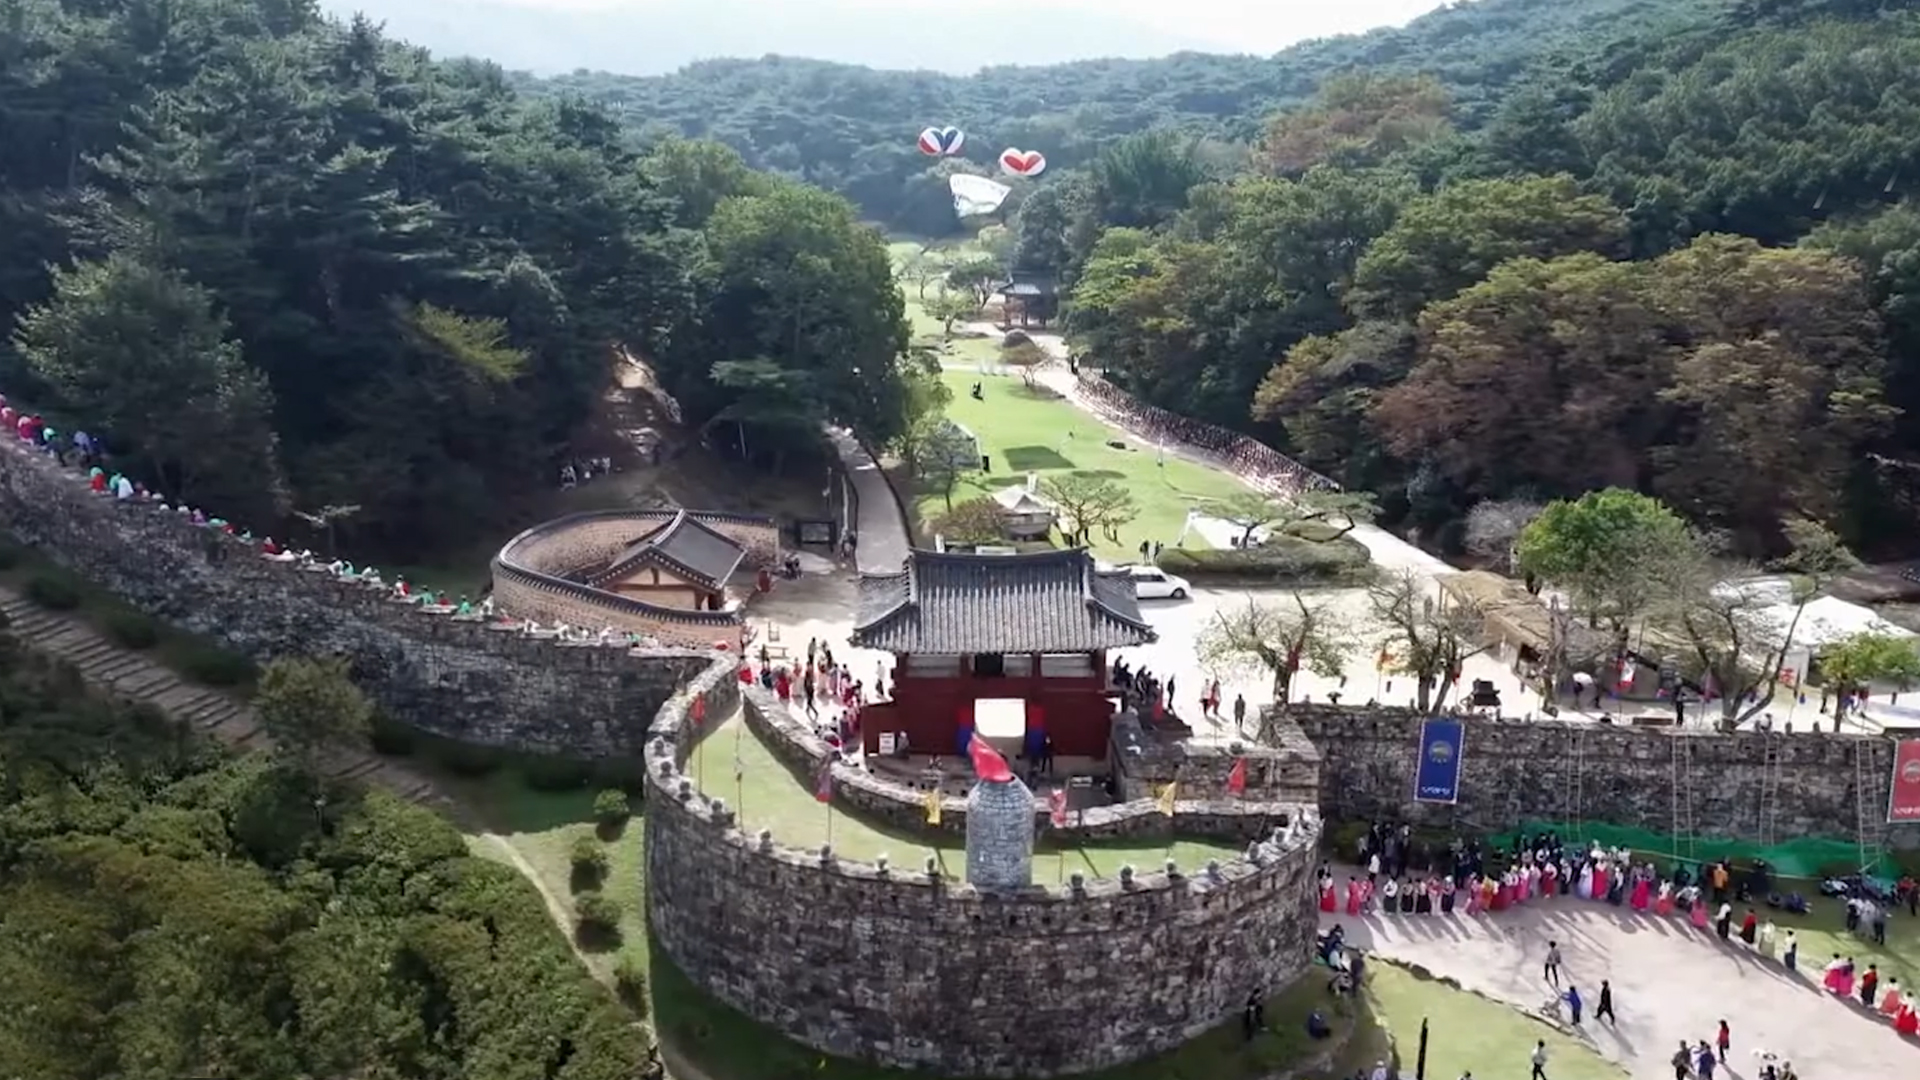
1323, 896, 1915, 1076
826, 426, 910, 574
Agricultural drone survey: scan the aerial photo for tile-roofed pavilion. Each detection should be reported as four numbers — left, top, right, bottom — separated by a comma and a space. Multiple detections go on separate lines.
587, 510, 746, 611
851, 548, 1155, 654
853, 548, 1154, 762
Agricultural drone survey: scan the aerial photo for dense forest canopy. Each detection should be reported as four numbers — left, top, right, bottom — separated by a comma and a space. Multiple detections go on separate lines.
519, 0, 1726, 234
0, 0, 911, 560
0, 630, 644, 1078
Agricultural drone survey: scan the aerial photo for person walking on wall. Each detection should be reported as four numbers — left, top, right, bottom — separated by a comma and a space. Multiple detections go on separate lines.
1595, 979, 1615, 1024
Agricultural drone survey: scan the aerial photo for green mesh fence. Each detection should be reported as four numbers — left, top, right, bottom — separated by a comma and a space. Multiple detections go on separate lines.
1487, 820, 1894, 881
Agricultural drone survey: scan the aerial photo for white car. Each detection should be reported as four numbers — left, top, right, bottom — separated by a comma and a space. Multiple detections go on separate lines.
1126, 564, 1191, 600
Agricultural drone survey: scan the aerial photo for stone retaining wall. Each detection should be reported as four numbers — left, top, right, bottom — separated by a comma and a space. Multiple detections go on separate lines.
1291, 704, 1920, 850
648, 685, 1324, 1078
0, 441, 720, 755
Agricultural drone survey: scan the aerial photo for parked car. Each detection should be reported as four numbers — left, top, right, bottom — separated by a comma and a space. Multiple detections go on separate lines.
1126, 565, 1191, 600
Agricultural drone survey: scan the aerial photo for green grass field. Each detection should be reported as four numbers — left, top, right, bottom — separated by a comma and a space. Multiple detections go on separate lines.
690, 710, 1241, 878
917, 369, 1248, 560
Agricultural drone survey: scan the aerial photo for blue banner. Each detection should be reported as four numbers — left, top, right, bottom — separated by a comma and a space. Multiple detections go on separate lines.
1413, 719, 1465, 804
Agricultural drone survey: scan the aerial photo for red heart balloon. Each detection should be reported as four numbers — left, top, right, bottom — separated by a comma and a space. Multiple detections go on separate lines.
999, 148, 1046, 176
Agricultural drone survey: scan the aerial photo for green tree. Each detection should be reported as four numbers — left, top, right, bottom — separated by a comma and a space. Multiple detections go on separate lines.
1259, 73, 1452, 176
640, 136, 774, 229
13, 254, 286, 520
930, 497, 1005, 546
254, 657, 374, 782
1040, 473, 1136, 547
924, 290, 979, 335
1515, 489, 1692, 640
1368, 569, 1492, 714
909, 418, 978, 510
1819, 631, 1920, 704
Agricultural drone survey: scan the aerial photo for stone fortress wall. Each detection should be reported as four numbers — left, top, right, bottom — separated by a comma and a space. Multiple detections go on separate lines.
1292, 705, 1920, 851
0, 439, 725, 755
491, 507, 780, 646
646, 684, 1325, 1078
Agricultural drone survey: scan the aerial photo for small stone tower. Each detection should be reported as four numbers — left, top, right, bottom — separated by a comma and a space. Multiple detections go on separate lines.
965, 774, 1036, 890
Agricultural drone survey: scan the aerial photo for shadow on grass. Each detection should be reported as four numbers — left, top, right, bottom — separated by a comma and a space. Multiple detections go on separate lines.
575, 920, 625, 954
647, 933, 1388, 1080
1002, 444, 1075, 471
570, 863, 606, 895
1066, 468, 1129, 482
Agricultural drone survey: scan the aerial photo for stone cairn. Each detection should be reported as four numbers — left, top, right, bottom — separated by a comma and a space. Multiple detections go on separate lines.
964, 772, 1036, 890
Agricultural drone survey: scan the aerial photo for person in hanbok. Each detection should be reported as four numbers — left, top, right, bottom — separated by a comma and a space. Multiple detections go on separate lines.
1441, 875, 1457, 914
1481, 875, 1497, 912
1400, 878, 1417, 913
1823, 956, 1855, 997
1630, 868, 1653, 912
1880, 980, 1904, 1018
1655, 881, 1675, 916
1346, 876, 1363, 916
1739, 909, 1758, 945
1381, 877, 1399, 913
1527, 863, 1542, 901
1425, 876, 1442, 913
1320, 876, 1338, 913
1577, 862, 1595, 899
1782, 930, 1797, 971
1758, 920, 1777, 959
1715, 902, 1734, 940
1591, 860, 1611, 901
1493, 873, 1512, 912
1606, 869, 1626, 906
1541, 860, 1558, 898
1895, 994, 1919, 1037
1463, 876, 1482, 915
1690, 893, 1711, 930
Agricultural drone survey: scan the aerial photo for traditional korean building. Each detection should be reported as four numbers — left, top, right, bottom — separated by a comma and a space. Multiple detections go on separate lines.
851, 548, 1156, 760
585, 509, 746, 612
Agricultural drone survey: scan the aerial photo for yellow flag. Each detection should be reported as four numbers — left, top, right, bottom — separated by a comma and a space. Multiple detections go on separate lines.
1156, 782, 1178, 817
925, 787, 943, 826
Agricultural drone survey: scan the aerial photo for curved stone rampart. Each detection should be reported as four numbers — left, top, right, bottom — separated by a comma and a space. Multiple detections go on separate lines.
0, 439, 730, 755
644, 686, 1323, 1078
490, 508, 781, 647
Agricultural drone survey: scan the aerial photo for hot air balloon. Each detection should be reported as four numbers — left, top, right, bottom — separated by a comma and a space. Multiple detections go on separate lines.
919, 126, 965, 156
949, 174, 1011, 218
998, 148, 1046, 178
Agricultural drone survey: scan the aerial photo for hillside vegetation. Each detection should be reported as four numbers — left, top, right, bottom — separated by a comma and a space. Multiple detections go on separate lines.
0, 630, 644, 1079
0, 0, 911, 562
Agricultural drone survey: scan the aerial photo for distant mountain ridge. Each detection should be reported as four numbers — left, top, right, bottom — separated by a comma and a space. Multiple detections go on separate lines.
319, 0, 1230, 76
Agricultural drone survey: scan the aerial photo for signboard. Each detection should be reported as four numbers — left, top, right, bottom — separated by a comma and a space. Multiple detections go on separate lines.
1412, 719, 1465, 805
1888, 738, 1920, 823
878, 733, 897, 755
795, 519, 835, 545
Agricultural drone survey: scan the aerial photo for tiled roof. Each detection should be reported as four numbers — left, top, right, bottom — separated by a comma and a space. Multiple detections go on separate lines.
591, 510, 746, 590
851, 548, 1156, 654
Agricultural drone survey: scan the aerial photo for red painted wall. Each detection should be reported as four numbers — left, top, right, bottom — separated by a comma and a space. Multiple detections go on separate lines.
860, 669, 1118, 760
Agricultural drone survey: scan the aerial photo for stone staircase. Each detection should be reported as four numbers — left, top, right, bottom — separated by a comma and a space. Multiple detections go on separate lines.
0, 586, 451, 809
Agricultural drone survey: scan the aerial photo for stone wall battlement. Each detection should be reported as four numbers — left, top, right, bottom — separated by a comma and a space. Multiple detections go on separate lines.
1290, 704, 1920, 849
642, 683, 1324, 1077
0, 439, 731, 754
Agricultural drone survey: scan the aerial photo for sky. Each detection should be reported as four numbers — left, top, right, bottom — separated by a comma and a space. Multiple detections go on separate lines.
320, 0, 1457, 76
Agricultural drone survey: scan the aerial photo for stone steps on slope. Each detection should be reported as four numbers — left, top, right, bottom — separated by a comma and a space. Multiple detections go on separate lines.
0, 584, 438, 807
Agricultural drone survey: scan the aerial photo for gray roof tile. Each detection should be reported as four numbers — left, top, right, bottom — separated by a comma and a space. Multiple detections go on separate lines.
591, 511, 746, 590
851, 548, 1156, 654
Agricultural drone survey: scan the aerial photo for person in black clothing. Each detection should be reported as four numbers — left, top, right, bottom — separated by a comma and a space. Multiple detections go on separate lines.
1595, 980, 1615, 1024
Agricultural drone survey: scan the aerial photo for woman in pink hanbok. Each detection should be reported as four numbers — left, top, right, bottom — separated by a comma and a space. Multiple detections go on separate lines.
1654, 881, 1674, 916
1463, 876, 1482, 915
1345, 876, 1363, 916
1481, 875, 1497, 912
1690, 892, 1710, 929
1591, 861, 1610, 901
1541, 861, 1557, 898
1630, 868, 1652, 912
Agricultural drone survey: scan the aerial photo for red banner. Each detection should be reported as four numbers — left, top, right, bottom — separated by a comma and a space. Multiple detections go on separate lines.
1888, 739, 1920, 823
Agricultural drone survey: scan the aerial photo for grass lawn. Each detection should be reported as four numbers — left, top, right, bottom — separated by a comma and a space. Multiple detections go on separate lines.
1757, 897, 1920, 993
693, 710, 1241, 879
1365, 962, 1625, 1080
916, 369, 1249, 561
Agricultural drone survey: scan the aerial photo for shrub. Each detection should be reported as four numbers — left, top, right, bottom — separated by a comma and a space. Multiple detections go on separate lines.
174, 643, 258, 687
576, 890, 623, 932
570, 835, 610, 879
593, 788, 631, 826
1157, 536, 1375, 587
613, 952, 649, 1013
929, 497, 1005, 546
25, 573, 82, 610
0, 542, 21, 570
102, 610, 159, 650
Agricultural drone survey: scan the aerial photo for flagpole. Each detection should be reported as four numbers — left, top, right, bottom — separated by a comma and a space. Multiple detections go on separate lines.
733, 722, 745, 813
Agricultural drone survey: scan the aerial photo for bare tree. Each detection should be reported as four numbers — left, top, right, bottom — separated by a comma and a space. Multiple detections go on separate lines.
1208, 489, 1379, 547
1463, 498, 1544, 576
1001, 340, 1050, 388
1368, 570, 1491, 714
1652, 517, 1858, 730
1041, 473, 1133, 546
1195, 593, 1352, 738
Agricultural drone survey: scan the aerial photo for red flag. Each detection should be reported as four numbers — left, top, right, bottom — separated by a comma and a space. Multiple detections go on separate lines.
690, 692, 707, 728
815, 761, 833, 803
1047, 787, 1068, 827
1226, 757, 1247, 796
967, 734, 1014, 783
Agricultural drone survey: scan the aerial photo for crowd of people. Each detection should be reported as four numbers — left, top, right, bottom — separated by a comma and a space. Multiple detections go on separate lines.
1069, 370, 1334, 497
1324, 823, 1920, 1073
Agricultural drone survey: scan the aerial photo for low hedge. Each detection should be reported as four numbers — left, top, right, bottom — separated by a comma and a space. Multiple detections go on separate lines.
1158, 535, 1376, 587
25, 573, 83, 610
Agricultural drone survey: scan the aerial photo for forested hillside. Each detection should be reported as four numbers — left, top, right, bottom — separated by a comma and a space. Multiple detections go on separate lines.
0, 0, 912, 560
521, 0, 1726, 233
0, 631, 643, 1078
